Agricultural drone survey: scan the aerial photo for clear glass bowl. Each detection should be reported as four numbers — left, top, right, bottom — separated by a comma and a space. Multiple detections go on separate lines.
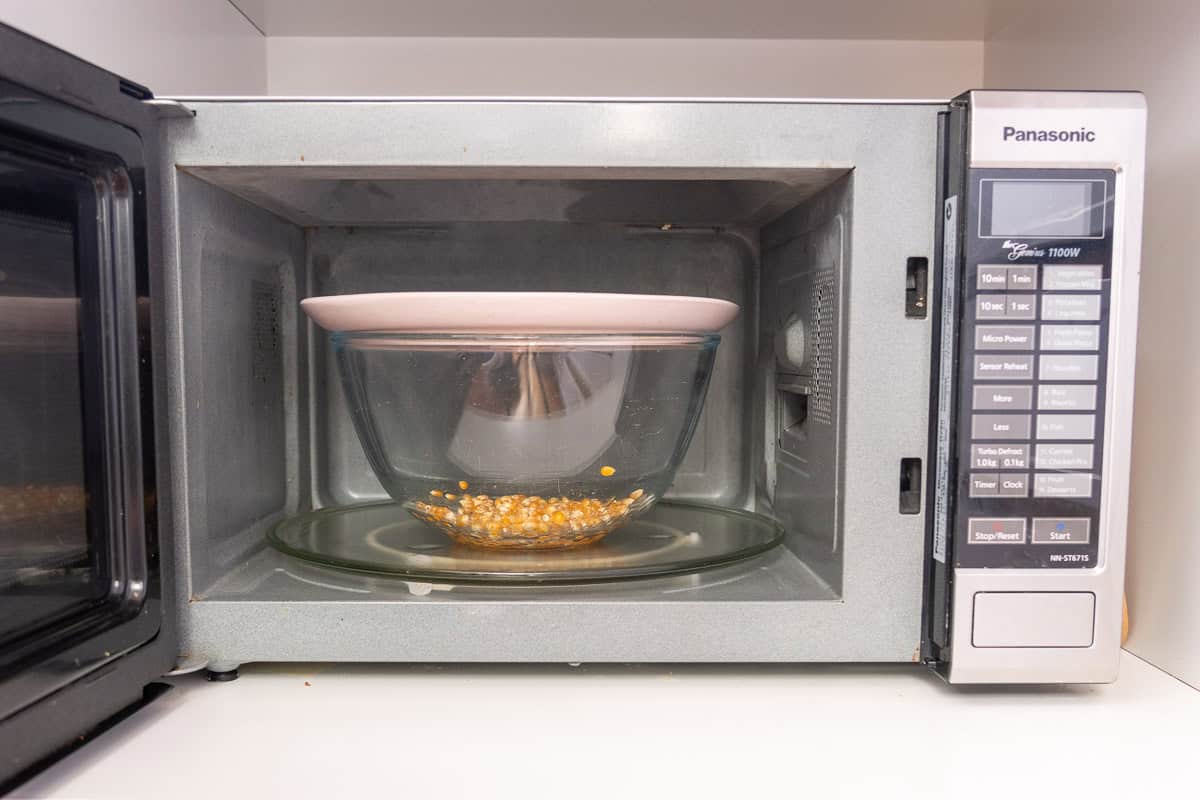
333, 332, 720, 549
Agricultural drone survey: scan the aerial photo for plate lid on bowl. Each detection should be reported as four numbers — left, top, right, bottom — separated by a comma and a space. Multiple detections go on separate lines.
301, 292, 740, 334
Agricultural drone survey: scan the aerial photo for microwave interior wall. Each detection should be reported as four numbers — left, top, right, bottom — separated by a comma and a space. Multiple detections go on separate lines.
160, 102, 937, 667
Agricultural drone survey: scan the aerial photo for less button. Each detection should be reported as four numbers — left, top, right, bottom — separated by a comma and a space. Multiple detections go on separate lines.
972, 414, 1032, 440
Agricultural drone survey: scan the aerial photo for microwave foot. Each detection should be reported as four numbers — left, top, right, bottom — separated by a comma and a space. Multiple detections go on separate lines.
205, 664, 241, 682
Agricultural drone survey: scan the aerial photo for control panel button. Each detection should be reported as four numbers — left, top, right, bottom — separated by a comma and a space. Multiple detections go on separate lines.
1034, 473, 1094, 498
1039, 354, 1099, 381
977, 265, 1009, 290
1035, 444, 1094, 470
1042, 294, 1101, 321
972, 413, 1032, 440
1040, 325, 1101, 351
969, 473, 999, 497
971, 444, 1029, 470
975, 325, 1035, 351
967, 518, 1026, 544
1043, 265, 1103, 291
1006, 266, 1037, 289
1038, 385, 1097, 411
1031, 518, 1091, 544
976, 295, 1008, 319
974, 355, 1033, 380
997, 473, 1029, 497
1005, 294, 1037, 319
1037, 414, 1095, 440
973, 385, 1033, 410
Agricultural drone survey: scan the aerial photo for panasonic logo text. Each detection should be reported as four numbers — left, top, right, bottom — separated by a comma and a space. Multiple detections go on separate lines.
1003, 126, 1096, 143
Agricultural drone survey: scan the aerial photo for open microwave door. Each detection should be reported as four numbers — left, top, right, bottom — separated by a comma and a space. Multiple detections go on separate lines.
0, 23, 176, 788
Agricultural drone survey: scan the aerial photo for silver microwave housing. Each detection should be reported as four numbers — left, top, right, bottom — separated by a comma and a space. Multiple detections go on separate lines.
153, 95, 1144, 683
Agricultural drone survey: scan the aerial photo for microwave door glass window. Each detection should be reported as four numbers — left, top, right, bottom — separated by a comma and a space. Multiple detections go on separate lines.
0, 151, 108, 645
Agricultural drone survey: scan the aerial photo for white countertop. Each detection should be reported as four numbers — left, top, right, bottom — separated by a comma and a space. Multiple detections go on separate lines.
16, 651, 1199, 800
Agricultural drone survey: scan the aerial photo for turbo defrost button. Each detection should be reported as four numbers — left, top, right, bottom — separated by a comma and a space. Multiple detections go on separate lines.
1042, 294, 1101, 321
967, 518, 1026, 545
1031, 518, 1091, 544
1043, 265, 1103, 291
971, 444, 1030, 470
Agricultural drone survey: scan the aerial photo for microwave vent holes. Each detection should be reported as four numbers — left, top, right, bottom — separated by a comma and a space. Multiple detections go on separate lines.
809, 272, 836, 425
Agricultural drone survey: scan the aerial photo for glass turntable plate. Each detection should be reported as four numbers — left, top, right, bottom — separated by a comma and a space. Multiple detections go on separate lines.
267, 500, 783, 584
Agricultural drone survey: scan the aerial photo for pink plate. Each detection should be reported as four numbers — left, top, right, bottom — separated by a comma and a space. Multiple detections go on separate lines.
301, 292, 740, 334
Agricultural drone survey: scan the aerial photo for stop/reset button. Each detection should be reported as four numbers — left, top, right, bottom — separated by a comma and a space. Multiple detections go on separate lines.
972, 592, 1096, 648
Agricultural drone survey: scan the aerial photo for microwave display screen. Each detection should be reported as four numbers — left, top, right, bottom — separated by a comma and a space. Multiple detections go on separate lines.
981, 179, 1106, 238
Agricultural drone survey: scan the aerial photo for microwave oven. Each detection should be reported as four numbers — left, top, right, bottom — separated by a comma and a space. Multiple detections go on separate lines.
0, 23, 1146, 784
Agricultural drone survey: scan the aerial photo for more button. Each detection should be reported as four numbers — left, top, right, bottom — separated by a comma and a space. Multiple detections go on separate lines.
973, 385, 1033, 410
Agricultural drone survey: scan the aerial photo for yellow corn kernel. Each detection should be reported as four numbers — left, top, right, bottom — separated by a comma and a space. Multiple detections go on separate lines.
600, 465, 616, 477
458, 480, 469, 490
430, 489, 443, 497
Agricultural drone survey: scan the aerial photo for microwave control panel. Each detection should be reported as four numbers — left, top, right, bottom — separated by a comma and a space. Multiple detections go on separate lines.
954, 168, 1115, 569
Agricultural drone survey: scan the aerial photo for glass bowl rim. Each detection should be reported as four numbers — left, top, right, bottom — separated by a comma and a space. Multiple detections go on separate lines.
332, 331, 721, 349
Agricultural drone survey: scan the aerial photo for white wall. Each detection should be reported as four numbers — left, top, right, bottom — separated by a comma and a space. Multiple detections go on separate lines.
986, 0, 1200, 688
0, 0, 266, 95
266, 37, 983, 98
